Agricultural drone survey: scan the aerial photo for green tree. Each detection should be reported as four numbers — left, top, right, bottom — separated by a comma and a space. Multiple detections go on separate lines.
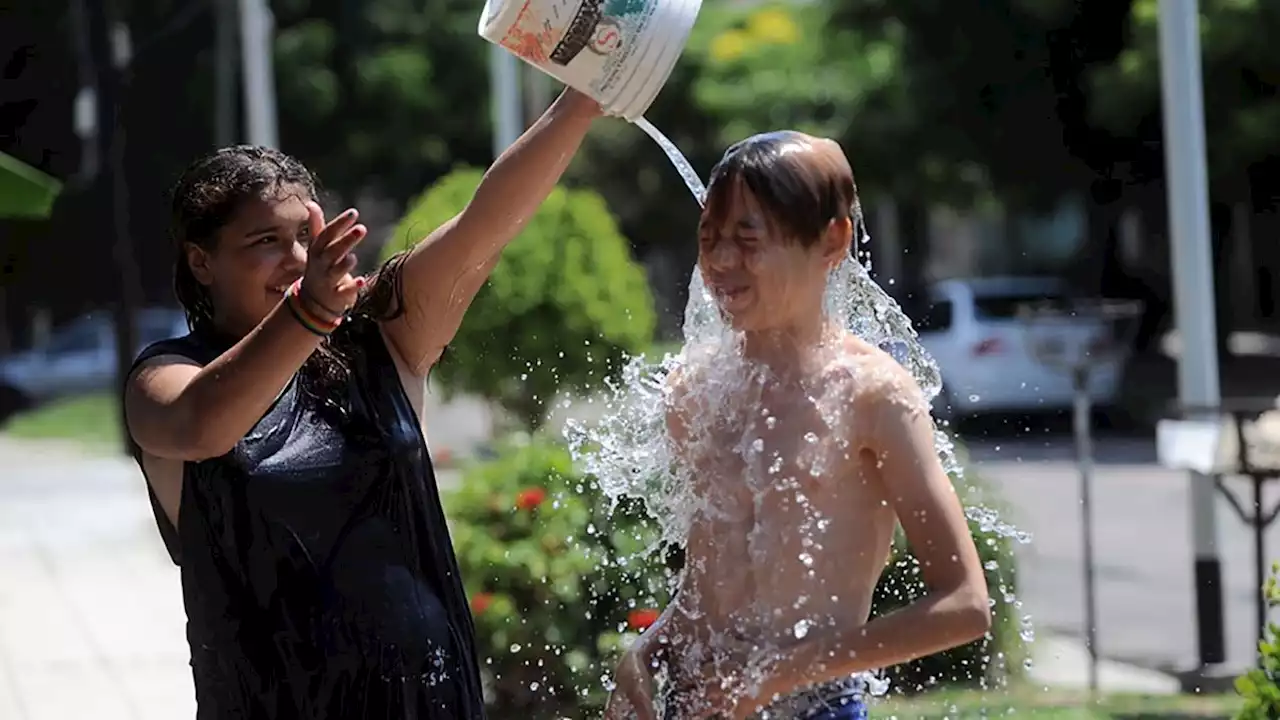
1088, 0, 1280, 189
685, 2, 952, 203
382, 168, 656, 430
271, 0, 494, 204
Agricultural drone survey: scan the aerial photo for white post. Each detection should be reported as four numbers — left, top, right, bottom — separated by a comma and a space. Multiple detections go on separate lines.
1156, 0, 1225, 667
490, 44, 523, 159
238, 0, 279, 148
215, 0, 238, 147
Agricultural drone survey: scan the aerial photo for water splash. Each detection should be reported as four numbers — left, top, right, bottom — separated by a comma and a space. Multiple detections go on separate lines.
567, 121, 1034, 713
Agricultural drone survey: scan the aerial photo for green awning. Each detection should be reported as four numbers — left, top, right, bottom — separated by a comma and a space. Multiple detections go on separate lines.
0, 152, 62, 219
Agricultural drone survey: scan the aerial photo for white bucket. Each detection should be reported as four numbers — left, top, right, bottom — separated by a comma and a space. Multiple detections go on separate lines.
479, 0, 702, 121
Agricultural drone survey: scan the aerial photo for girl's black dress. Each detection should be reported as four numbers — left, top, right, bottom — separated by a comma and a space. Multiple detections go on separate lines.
127, 316, 485, 719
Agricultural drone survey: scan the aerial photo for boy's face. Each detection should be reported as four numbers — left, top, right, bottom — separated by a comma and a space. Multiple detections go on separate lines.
697, 182, 840, 332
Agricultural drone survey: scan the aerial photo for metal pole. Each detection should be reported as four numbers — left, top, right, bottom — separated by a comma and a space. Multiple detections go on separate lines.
238, 0, 279, 148
490, 43, 522, 159
1072, 366, 1100, 692
1156, 0, 1226, 668
214, 0, 238, 147
85, 0, 141, 456
1254, 475, 1267, 651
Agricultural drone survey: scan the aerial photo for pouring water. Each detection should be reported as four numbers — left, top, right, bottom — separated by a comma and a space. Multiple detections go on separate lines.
635, 117, 708, 206
567, 125, 1036, 715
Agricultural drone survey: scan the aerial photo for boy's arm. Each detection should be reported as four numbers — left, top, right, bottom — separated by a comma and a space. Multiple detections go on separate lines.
631, 373, 703, 667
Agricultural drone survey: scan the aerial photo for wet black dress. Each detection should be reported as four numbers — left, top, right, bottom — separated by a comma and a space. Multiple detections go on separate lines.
127, 316, 485, 720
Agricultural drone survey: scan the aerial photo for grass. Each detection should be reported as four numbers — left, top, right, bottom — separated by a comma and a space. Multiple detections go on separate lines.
875, 686, 1243, 719
1, 392, 121, 449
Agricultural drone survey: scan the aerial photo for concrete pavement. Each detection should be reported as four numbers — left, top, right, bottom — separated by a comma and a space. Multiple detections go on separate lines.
0, 429, 1205, 719
0, 438, 194, 720
972, 436, 1277, 673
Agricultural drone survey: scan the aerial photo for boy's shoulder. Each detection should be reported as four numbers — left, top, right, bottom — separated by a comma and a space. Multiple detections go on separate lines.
834, 333, 930, 414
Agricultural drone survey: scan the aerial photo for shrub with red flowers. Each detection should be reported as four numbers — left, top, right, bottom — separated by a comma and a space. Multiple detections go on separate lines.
446, 436, 673, 717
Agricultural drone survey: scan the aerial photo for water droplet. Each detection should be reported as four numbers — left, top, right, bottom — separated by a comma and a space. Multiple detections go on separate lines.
968, 394, 981, 402
792, 619, 811, 639
803, 432, 819, 444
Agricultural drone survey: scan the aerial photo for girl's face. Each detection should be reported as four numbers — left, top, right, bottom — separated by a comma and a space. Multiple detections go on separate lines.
186, 187, 313, 336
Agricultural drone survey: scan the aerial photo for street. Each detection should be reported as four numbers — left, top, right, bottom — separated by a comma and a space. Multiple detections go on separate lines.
971, 434, 1278, 672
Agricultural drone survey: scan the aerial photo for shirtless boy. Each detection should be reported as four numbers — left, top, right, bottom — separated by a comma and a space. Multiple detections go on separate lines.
604, 132, 992, 720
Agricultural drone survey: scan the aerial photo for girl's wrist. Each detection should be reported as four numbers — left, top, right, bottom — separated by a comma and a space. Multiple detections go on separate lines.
285, 280, 340, 336
292, 279, 344, 323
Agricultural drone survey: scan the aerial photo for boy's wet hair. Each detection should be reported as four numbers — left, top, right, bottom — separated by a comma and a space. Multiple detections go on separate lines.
704, 131, 859, 247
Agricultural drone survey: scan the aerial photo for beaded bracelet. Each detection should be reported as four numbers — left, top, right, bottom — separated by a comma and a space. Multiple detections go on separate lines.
285, 281, 340, 337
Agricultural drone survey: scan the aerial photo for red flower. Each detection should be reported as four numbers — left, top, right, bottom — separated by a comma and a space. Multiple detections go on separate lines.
627, 608, 660, 632
515, 488, 547, 512
471, 592, 494, 615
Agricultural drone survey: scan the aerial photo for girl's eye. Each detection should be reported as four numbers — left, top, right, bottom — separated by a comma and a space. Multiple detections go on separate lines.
253, 235, 276, 246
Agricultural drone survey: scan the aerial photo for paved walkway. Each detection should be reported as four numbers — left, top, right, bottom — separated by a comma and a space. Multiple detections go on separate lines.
0, 434, 1181, 719
0, 439, 193, 720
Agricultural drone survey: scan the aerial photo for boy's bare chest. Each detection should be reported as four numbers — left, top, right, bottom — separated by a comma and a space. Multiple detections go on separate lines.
689, 385, 860, 497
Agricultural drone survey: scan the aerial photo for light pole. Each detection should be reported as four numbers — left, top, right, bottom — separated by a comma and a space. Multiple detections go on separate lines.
83, 0, 141, 454
215, 0, 238, 147
238, 0, 279, 148
490, 44, 523, 159
1156, 0, 1226, 669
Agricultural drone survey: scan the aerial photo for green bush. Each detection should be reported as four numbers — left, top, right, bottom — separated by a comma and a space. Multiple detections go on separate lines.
871, 464, 1026, 694
446, 436, 672, 717
448, 438, 1021, 715
1234, 562, 1280, 719
383, 168, 656, 430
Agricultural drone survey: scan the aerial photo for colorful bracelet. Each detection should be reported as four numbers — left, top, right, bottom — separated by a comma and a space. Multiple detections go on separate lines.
285, 281, 340, 336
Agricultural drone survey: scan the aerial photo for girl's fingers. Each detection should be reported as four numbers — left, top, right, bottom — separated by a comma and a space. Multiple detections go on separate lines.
317, 208, 360, 254
306, 202, 327, 248
334, 274, 366, 297
326, 225, 367, 269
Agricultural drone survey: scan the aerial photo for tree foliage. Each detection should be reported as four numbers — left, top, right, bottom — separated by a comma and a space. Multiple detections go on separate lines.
1088, 0, 1280, 187
271, 0, 493, 204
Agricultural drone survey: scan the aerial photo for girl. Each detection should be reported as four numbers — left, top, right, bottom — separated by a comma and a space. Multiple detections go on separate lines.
124, 89, 602, 719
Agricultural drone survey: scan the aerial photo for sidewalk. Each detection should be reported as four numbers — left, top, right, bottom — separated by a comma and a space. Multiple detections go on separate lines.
0, 437, 1180, 719
0, 439, 193, 720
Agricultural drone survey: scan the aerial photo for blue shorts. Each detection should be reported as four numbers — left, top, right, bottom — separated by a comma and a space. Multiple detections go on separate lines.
752, 679, 869, 720
663, 679, 869, 719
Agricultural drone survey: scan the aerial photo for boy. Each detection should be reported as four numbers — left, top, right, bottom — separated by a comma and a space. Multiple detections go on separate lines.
606, 132, 991, 720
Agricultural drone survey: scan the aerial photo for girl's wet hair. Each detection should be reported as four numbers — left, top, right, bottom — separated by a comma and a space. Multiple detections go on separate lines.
167, 145, 410, 415
170, 145, 320, 334
704, 131, 859, 246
